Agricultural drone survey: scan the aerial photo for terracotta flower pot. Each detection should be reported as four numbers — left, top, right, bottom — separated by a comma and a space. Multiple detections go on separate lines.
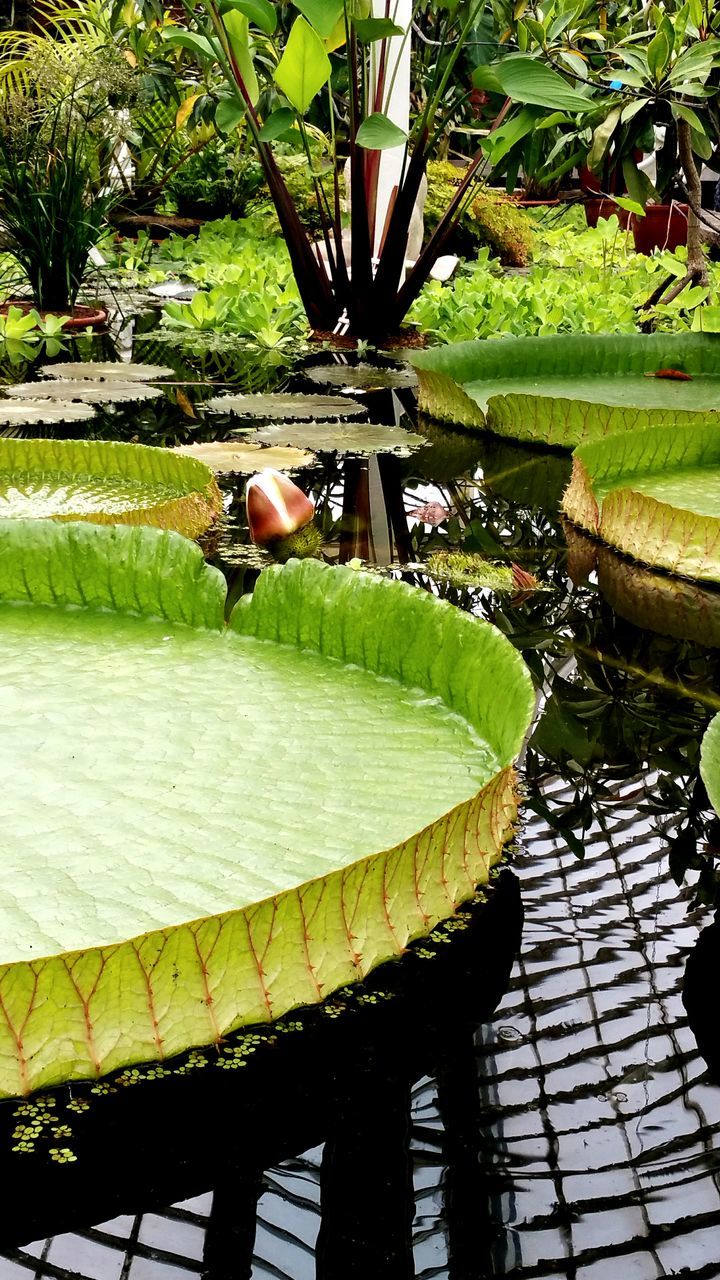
630, 203, 688, 254
584, 197, 629, 229
0, 300, 107, 329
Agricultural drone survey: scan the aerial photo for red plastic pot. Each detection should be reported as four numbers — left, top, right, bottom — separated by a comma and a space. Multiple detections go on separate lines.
584, 197, 629, 229
630, 203, 688, 254
0, 301, 107, 329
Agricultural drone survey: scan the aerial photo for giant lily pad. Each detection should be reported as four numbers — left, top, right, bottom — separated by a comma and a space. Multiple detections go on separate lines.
562, 423, 720, 582
0, 400, 96, 427
173, 441, 316, 472
0, 439, 221, 538
254, 421, 425, 455
0, 523, 533, 1096
5, 380, 164, 405
305, 363, 418, 391
702, 715, 720, 816
410, 333, 720, 447
205, 393, 368, 420
40, 361, 173, 382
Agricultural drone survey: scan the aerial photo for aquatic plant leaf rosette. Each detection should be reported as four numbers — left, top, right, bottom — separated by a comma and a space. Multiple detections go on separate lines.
410, 333, 720, 448
701, 715, 720, 817
562, 424, 720, 583
0, 439, 221, 539
0, 524, 533, 1096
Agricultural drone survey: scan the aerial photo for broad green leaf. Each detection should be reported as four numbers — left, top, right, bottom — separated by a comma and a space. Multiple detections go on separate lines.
409, 332, 720, 448
587, 106, 621, 172
692, 306, 720, 333
220, 0, 276, 35
621, 154, 658, 208
258, 106, 297, 139
481, 105, 541, 166
274, 17, 331, 113
223, 10, 259, 105
474, 54, 595, 114
564, 422, 720, 582
356, 111, 407, 149
352, 15, 404, 40
215, 94, 247, 133
0, 437, 221, 539
671, 100, 705, 133
294, 0, 344, 39
0, 532, 532, 1096
647, 28, 671, 83
161, 28, 218, 62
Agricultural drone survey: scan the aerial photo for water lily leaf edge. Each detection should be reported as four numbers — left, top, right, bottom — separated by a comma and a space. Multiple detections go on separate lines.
562, 422, 720, 583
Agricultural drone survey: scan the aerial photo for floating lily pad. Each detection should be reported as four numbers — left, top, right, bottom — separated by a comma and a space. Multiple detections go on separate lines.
411, 333, 720, 447
6, 380, 164, 405
254, 422, 424, 456
173, 441, 315, 473
701, 714, 720, 816
0, 399, 96, 426
304, 363, 418, 391
563, 423, 720, 582
0, 523, 533, 1095
205, 393, 368, 420
0, 439, 221, 539
40, 361, 173, 382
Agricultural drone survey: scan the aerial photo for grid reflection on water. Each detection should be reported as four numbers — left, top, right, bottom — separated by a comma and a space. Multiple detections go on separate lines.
3, 770, 720, 1280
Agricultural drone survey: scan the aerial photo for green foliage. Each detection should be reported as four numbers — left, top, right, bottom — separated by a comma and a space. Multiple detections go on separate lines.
157, 220, 305, 346
412, 211, 720, 344
425, 162, 534, 266
165, 141, 264, 218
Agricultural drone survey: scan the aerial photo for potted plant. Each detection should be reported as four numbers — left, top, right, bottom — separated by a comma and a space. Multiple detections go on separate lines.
0, 48, 134, 324
163, 0, 514, 343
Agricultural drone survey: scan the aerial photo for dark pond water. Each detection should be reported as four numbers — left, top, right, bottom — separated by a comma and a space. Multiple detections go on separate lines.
1, 309, 720, 1278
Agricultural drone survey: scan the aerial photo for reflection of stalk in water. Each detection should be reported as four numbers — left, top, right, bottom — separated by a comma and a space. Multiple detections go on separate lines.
569, 641, 720, 714
338, 455, 413, 565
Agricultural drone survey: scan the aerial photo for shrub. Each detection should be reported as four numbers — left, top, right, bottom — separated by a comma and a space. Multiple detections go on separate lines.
424, 162, 534, 267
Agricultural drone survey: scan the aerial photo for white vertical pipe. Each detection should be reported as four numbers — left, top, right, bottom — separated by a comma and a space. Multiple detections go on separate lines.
370, 0, 412, 261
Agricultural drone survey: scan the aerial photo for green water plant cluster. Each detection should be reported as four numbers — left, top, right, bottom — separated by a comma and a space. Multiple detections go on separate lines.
411, 214, 720, 345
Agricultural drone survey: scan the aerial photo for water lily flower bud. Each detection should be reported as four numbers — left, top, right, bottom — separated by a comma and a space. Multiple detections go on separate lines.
246, 469, 315, 546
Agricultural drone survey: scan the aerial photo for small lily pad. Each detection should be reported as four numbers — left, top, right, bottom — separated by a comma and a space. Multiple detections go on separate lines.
6, 381, 164, 405
173, 441, 316, 473
40, 362, 173, 382
0, 399, 96, 426
304, 363, 418, 391
254, 422, 424, 456
206, 393, 368, 420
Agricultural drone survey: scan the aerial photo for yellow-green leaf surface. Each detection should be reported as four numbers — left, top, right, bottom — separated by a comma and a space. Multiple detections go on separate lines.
410, 333, 720, 447
701, 714, 720, 816
0, 439, 222, 541
0, 523, 533, 1096
562, 424, 720, 582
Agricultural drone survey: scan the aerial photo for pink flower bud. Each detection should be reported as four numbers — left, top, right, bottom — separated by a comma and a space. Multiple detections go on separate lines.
246, 469, 315, 546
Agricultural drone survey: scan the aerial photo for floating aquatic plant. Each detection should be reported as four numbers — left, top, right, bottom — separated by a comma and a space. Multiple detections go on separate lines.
0, 522, 533, 1096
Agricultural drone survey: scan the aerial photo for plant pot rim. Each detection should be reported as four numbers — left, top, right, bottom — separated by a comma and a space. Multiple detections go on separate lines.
0, 301, 108, 330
